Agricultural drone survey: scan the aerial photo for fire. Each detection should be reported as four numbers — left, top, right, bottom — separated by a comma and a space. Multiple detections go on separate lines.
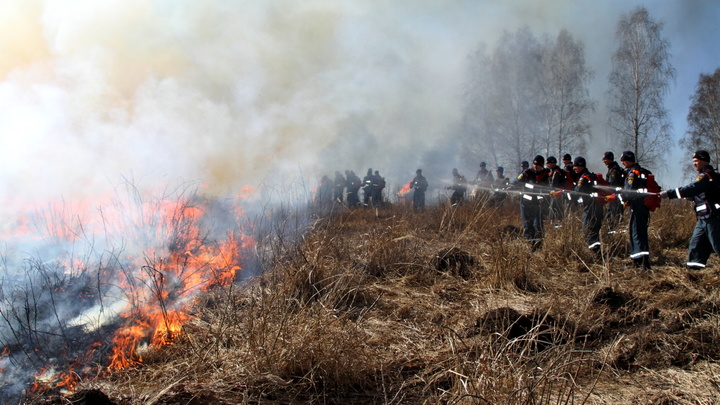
105, 195, 251, 370
398, 183, 412, 196
0, 187, 256, 398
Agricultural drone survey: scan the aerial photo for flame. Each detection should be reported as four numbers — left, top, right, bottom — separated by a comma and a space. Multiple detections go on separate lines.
2, 188, 256, 394
106, 196, 251, 370
398, 182, 412, 196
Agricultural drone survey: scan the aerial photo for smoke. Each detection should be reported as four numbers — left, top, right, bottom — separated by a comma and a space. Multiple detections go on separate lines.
2, 0, 715, 205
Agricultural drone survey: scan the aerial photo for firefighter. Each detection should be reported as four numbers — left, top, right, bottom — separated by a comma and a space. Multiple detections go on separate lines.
316, 175, 333, 208
660, 150, 720, 270
362, 168, 374, 206
494, 166, 509, 187
333, 171, 346, 203
602, 151, 625, 228
614, 151, 652, 270
562, 154, 577, 187
519, 160, 529, 175
475, 161, 494, 187
570, 157, 603, 256
546, 156, 567, 224
409, 169, 429, 212
372, 170, 385, 207
490, 166, 509, 206
447, 168, 468, 206
515, 155, 550, 250
345, 170, 362, 207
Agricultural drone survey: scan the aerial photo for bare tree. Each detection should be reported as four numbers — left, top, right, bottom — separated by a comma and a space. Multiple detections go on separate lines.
607, 6, 675, 166
462, 28, 545, 170
681, 68, 720, 171
461, 44, 496, 165
538, 30, 594, 158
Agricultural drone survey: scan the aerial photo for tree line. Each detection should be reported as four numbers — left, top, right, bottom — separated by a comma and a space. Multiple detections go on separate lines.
460, 6, 710, 173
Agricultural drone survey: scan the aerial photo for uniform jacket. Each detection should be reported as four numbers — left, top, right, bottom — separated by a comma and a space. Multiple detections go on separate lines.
516, 168, 550, 204
621, 163, 651, 207
606, 161, 625, 189
667, 165, 720, 220
549, 166, 567, 189
410, 175, 428, 192
572, 168, 601, 209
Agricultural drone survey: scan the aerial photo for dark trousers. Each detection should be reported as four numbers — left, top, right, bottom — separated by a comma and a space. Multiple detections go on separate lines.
687, 216, 720, 267
604, 200, 624, 228
628, 203, 650, 260
347, 191, 360, 207
413, 190, 426, 211
583, 203, 603, 250
521, 201, 545, 242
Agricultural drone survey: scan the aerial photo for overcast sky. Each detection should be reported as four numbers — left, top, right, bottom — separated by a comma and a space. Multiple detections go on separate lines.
0, 0, 717, 210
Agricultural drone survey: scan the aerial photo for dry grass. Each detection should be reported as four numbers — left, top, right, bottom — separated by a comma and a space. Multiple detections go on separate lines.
33, 196, 720, 404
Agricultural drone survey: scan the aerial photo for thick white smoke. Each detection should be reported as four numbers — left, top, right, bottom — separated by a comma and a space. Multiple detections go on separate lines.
1, 0, 717, 208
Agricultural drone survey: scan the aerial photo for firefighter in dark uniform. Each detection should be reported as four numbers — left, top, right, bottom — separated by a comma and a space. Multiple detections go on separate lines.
546, 156, 567, 223
602, 151, 625, 227
362, 168, 374, 206
570, 157, 603, 255
519, 160, 529, 175
409, 169, 429, 212
333, 171, 346, 203
475, 161, 494, 187
515, 155, 550, 250
615, 151, 652, 269
345, 170, 362, 207
372, 170, 385, 207
563, 154, 577, 186
494, 166, 509, 187
490, 166, 509, 206
447, 168, 468, 206
660, 150, 720, 270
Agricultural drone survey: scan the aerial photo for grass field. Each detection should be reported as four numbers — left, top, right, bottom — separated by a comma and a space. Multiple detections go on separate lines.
30, 194, 720, 404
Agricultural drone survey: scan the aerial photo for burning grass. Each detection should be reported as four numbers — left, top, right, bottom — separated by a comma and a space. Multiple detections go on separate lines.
18, 195, 720, 403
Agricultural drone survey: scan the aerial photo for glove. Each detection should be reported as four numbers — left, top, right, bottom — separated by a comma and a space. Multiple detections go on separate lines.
659, 190, 669, 199
604, 193, 617, 203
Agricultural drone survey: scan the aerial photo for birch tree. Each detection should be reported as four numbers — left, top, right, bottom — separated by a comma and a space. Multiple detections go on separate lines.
607, 6, 675, 166
682, 68, 720, 167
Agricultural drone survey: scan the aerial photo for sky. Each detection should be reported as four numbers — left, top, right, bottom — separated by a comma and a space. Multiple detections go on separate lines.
0, 0, 718, 211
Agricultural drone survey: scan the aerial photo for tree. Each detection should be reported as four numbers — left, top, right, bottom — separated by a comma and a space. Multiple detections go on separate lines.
538, 30, 594, 158
607, 6, 675, 167
461, 28, 545, 169
682, 68, 720, 168
462, 28, 593, 170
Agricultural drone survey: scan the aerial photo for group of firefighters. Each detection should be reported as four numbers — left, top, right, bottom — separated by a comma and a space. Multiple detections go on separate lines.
315, 168, 387, 208
317, 149, 720, 272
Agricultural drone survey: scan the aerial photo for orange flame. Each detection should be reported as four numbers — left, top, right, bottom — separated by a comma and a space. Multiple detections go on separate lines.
398, 183, 412, 196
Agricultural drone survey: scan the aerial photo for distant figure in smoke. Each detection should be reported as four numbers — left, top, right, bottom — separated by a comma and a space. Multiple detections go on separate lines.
490, 166, 509, 206
363, 168, 374, 206
345, 170, 362, 207
372, 170, 386, 207
409, 169, 428, 212
333, 171, 346, 203
475, 161, 494, 187
316, 175, 333, 208
447, 168, 468, 206
515, 155, 550, 250
493, 167, 509, 188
